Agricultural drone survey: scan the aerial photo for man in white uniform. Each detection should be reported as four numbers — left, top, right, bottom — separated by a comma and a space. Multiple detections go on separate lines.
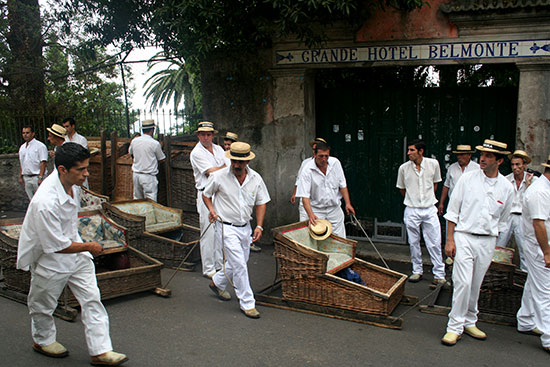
63, 118, 90, 188
128, 120, 166, 202
17, 142, 127, 366
190, 121, 227, 278
496, 150, 535, 271
442, 139, 514, 346
18, 125, 48, 200
438, 145, 479, 216
396, 139, 445, 284
516, 154, 550, 353
296, 141, 355, 238
47, 124, 67, 158
203, 142, 270, 319
62, 118, 88, 149
290, 138, 327, 221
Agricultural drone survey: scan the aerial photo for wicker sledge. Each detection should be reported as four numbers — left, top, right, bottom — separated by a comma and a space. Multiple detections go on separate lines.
102, 199, 200, 268
273, 221, 407, 316
0, 211, 163, 309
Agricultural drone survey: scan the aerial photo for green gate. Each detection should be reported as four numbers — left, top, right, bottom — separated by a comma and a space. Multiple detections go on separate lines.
315, 68, 518, 224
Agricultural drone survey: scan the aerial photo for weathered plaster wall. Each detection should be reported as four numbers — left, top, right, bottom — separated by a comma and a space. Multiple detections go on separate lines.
201, 51, 314, 238
356, 0, 458, 42
0, 154, 30, 212
516, 63, 550, 170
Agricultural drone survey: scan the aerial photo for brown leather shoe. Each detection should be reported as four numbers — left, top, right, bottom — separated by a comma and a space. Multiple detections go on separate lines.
90, 351, 128, 366
518, 328, 543, 336
32, 341, 69, 358
209, 281, 231, 301
241, 308, 260, 319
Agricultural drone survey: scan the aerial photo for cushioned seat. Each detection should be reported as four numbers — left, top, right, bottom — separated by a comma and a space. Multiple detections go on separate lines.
78, 211, 128, 253
109, 199, 183, 234
283, 226, 354, 272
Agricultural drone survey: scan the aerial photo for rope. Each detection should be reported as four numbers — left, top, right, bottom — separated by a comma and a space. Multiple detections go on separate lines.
349, 214, 391, 270
160, 221, 214, 289
391, 282, 445, 322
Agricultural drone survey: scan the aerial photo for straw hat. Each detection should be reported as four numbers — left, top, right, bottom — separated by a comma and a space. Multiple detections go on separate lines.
475, 139, 511, 155
542, 154, 550, 168
225, 142, 255, 161
195, 121, 218, 134
46, 124, 67, 139
308, 219, 332, 241
141, 120, 155, 130
224, 132, 238, 142
508, 149, 532, 164
452, 144, 475, 154
309, 137, 327, 147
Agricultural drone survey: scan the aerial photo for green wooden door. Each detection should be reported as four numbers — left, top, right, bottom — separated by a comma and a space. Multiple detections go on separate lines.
316, 72, 517, 223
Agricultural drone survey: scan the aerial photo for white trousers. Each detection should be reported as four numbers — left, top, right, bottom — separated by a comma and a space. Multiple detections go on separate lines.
197, 191, 223, 275
132, 172, 158, 202
403, 206, 445, 278
517, 240, 550, 347
213, 223, 255, 310
496, 213, 528, 271
447, 232, 495, 334
28, 256, 112, 356
23, 175, 39, 200
310, 204, 346, 238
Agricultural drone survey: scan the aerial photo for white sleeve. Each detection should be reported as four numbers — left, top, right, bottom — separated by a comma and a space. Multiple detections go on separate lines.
155, 142, 166, 161
36, 207, 73, 253
396, 165, 405, 189
39, 144, 48, 162
444, 175, 465, 224
296, 169, 312, 198
433, 160, 442, 183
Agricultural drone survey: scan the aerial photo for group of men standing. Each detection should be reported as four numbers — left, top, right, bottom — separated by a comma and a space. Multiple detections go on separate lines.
14, 118, 550, 357
395, 137, 550, 353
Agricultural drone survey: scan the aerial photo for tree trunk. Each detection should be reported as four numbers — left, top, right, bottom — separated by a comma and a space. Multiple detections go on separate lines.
6, 0, 45, 134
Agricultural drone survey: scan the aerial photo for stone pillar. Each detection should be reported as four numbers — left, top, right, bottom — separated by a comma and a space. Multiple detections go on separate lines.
516, 63, 550, 170
266, 68, 315, 227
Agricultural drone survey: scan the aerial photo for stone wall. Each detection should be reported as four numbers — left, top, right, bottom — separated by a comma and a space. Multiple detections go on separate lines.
0, 153, 30, 211
201, 50, 314, 238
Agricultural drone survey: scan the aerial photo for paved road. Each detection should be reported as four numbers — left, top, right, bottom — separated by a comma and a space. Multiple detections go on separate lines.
0, 245, 547, 367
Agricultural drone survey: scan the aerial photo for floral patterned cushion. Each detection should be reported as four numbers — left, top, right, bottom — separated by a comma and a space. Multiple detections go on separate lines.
493, 246, 514, 265
80, 189, 108, 210
0, 224, 22, 239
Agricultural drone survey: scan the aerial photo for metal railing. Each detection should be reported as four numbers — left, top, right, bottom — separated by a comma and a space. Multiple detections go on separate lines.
0, 109, 201, 153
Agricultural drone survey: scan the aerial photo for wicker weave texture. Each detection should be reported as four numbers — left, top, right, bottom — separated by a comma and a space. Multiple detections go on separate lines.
102, 204, 145, 241
115, 154, 134, 201
273, 237, 405, 316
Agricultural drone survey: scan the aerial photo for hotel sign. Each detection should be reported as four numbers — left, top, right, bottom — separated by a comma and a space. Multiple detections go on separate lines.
275, 39, 550, 65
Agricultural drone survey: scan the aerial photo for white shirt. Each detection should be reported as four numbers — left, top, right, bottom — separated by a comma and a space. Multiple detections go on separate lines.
19, 138, 48, 175
444, 169, 514, 236
296, 157, 347, 208
17, 172, 90, 272
190, 142, 226, 190
443, 160, 480, 196
65, 131, 88, 149
521, 174, 550, 246
396, 157, 442, 208
505, 172, 535, 214
203, 166, 270, 225
294, 157, 314, 186
128, 134, 166, 175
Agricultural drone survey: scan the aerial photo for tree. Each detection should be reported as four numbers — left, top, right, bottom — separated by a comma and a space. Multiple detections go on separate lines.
5, 0, 45, 118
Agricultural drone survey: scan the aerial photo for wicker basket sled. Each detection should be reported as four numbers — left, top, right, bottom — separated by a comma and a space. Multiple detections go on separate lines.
271, 221, 407, 318
102, 199, 200, 269
0, 211, 164, 319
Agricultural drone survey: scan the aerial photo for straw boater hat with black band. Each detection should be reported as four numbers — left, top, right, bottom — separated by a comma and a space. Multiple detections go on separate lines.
224, 132, 238, 142
141, 120, 155, 130
475, 139, 511, 156
542, 154, 550, 168
225, 142, 255, 161
309, 137, 327, 147
308, 219, 333, 241
452, 145, 475, 154
47, 124, 67, 139
195, 121, 218, 134
508, 149, 532, 164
